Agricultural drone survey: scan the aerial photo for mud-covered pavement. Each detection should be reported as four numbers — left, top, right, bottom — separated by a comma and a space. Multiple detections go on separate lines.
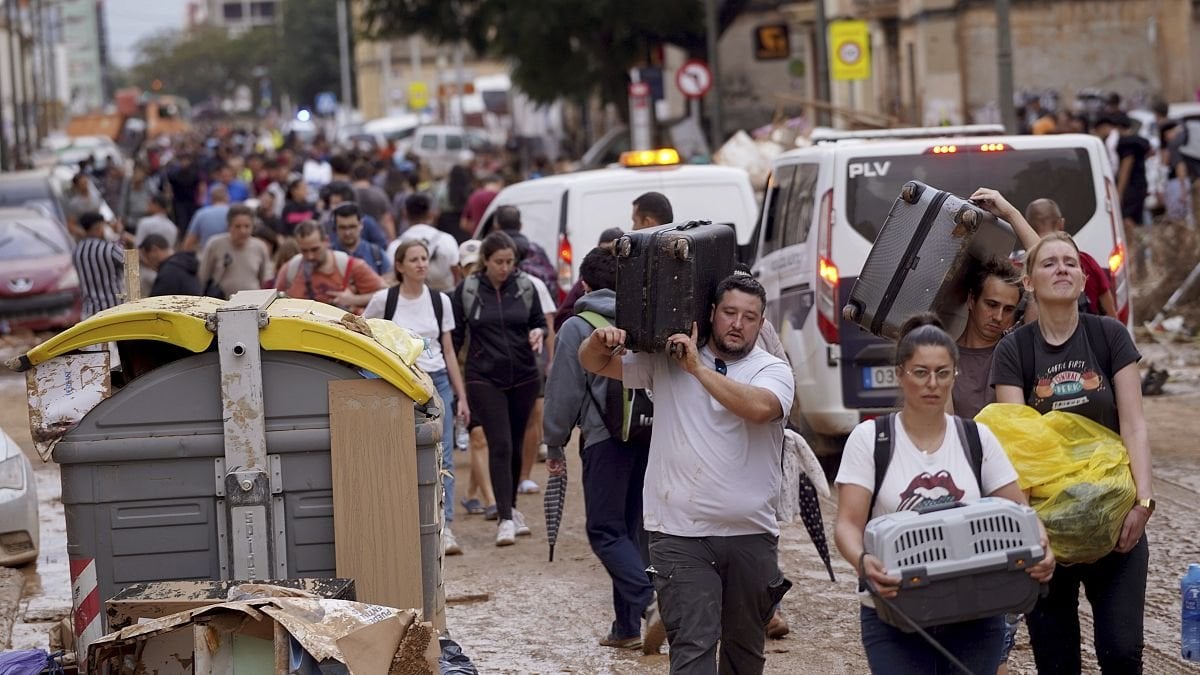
0, 336, 1199, 673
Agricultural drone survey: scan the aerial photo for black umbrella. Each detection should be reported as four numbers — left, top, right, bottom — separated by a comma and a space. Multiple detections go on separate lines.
798, 472, 836, 582
544, 469, 568, 562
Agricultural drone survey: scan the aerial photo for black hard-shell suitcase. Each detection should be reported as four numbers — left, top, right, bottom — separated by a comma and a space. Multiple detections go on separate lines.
842, 181, 1016, 340
615, 220, 737, 353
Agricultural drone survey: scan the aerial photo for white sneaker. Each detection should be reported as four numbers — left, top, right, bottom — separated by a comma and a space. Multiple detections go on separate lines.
512, 509, 532, 536
518, 479, 540, 494
496, 519, 516, 546
444, 528, 462, 556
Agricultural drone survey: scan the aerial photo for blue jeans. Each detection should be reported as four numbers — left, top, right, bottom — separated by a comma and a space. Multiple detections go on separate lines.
1025, 534, 1148, 674
581, 437, 653, 639
860, 605, 1005, 674
431, 369, 456, 525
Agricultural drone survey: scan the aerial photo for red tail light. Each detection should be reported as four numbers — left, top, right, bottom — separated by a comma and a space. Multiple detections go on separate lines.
1104, 179, 1131, 324
556, 233, 573, 293
815, 189, 839, 344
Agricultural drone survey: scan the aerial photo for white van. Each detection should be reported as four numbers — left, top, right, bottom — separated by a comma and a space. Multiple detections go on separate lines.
477, 157, 759, 293
751, 126, 1131, 453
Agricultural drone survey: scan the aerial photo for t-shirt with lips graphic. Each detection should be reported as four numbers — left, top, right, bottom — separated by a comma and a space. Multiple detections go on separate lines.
990, 316, 1140, 434
836, 413, 1018, 520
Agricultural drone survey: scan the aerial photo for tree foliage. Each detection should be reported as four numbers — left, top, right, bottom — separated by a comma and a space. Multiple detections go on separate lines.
359, 0, 749, 107
127, 0, 344, 110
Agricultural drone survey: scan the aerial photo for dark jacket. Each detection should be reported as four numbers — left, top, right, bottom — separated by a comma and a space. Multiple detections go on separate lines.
150, 252, 203, 296
543, 289, 616, 459
451, 271, 547, 389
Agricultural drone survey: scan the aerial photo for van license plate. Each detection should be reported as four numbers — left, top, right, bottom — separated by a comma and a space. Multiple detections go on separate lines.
862, 366, 898, 390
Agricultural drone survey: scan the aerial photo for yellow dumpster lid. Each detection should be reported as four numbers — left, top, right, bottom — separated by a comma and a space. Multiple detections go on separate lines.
12, 296, 222, 370
259, 299, 434, 404
8, 295, 435, 405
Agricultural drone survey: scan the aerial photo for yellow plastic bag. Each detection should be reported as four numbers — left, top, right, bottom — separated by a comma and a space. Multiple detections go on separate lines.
365, 318, 426, 367
976, 403, 1136, 564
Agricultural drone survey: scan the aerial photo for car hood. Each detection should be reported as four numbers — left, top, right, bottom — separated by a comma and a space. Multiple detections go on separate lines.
0, 254, 74, 294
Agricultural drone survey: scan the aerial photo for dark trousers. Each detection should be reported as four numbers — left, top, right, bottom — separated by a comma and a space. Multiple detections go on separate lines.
1026, 535, 1149, 674
860, 606, 1005, 674
648, 531, 788, 675
467, 378, 539, 521
581, 437, 653, 639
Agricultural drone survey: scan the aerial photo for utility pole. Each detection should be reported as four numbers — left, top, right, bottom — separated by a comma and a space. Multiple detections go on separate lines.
814, 0, 832, 126
6, 0, 25, 167
335, 0, 352, 110
995, 0, 1017, 133
704, 0, 723, 150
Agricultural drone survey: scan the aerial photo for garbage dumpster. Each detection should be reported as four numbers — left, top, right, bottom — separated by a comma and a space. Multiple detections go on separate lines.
12, 292, 444, 656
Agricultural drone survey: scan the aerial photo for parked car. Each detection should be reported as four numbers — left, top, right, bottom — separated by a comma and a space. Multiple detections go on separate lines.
476, 151, 759, 294
410, 125, 490, 176
0, 208, 81, 332
751, 125, 1130, 454
0, 429, 38, 567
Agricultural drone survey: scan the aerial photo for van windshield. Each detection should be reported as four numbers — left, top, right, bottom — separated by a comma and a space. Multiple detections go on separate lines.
844, 148, 1097, 242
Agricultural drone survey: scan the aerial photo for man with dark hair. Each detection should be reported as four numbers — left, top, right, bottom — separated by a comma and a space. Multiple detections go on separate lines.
331, 203, 388, 275
135, 194, 178, 248
580, 273, 795, 669
275, 220, 383, 311
73, 212, 125, 318
632, 191, 673, 230
141, 234, 202, 297
324, 182, 388, 248
952, 259, 1022, 419
393, 193, 461, 291
493, 204, 559, 292
199, 204, 275, 297
545, 247, 654, 651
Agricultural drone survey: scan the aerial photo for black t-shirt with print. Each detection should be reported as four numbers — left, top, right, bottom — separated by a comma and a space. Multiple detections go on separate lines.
989, 316, 1140, 433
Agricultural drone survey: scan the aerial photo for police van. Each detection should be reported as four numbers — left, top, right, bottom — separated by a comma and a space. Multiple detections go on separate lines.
750, 125, 1131, 453
477, 149, 759, 293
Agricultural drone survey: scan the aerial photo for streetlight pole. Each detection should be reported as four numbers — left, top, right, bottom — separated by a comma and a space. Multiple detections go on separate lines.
814, 0, 831, 126
995, 0, 1017, 133
704, 0, 723, 150
6, 0, 25, 167
336, 0, 353, 111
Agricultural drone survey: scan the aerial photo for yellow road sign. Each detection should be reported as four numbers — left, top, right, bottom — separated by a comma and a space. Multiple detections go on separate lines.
408, 81, 429, 110
829, 20, 870, 81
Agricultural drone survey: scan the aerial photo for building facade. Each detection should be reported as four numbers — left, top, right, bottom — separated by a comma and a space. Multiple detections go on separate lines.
61, 0, 105, 113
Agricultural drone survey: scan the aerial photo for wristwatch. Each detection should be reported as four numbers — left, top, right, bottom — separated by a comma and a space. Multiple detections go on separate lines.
1136, 498, 1156, 516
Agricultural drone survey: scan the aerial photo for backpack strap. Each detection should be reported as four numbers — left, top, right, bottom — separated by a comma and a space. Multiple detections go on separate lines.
1017, 324, 1037, 401
384, 285, 400, 321
430, 288, 445, 333
514, 272, 537, 315
285, 255, 302, 286
462, 275, 481, 320
868, 413, 896, 519
577, 310, 613, 419
953, 416, 984, 494
372, 243, 385, 273
1079, 314, 1113, 379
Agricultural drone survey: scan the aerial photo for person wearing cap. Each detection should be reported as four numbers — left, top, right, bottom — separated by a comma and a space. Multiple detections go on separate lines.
554, 227, 624, 331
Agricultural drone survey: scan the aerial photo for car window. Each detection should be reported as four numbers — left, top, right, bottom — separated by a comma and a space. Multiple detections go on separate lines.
0, 221, 71, 260
760, 166, 796, 256
844, 147, 1097, 241
445, 134, 464, 151
783, 164, 820, 247
420, 134, 439, 150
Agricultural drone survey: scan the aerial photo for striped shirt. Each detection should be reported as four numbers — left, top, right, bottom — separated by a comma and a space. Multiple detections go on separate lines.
73, 237, 125, 318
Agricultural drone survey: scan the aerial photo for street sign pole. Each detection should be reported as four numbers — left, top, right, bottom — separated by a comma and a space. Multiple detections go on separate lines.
629, 80, 652, 151
704, 0, 723, 150
996, 0, 1018, 133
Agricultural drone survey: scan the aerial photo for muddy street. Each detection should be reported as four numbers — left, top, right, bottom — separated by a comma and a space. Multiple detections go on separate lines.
0, 337, 1198, 673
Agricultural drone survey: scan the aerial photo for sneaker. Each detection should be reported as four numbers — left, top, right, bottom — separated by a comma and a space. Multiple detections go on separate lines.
444, 528, 463, 556
517, 479, 540, 494
643, 595, 666, 655
483, 504, 498, 521
512, 509, 532, 536
766, 608, 789, 639
599, 632, 643, 650
495, 520, 516, 546
460, 498, 485, 515
537, 445, 548, 462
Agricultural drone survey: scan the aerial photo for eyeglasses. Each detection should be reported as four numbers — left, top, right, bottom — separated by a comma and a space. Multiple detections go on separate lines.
714, 359, 727, 376
904, 367, 957, 383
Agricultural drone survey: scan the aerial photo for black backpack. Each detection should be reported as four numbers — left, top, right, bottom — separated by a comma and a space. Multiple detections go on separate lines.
383, 285, 445, 332
577, 310, 654, 446
867, 413, 984, 517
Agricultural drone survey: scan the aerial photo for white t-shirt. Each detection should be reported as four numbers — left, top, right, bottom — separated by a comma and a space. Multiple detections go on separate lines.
389, 224, 461, 292
362, 285, 456, 374
527, 274, 555, 317
835, 414, 1019, 520
622, 345, 795, 537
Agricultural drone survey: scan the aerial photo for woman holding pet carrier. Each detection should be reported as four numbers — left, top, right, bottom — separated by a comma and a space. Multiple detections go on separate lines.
834, 314, 1054, 673
990, 231, 1151, 674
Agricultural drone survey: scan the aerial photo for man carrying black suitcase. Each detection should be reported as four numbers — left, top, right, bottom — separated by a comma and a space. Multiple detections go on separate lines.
580, 273, 795, 674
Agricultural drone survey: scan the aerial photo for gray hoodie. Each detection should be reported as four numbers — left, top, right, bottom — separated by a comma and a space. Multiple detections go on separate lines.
542, 288, 616, 460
